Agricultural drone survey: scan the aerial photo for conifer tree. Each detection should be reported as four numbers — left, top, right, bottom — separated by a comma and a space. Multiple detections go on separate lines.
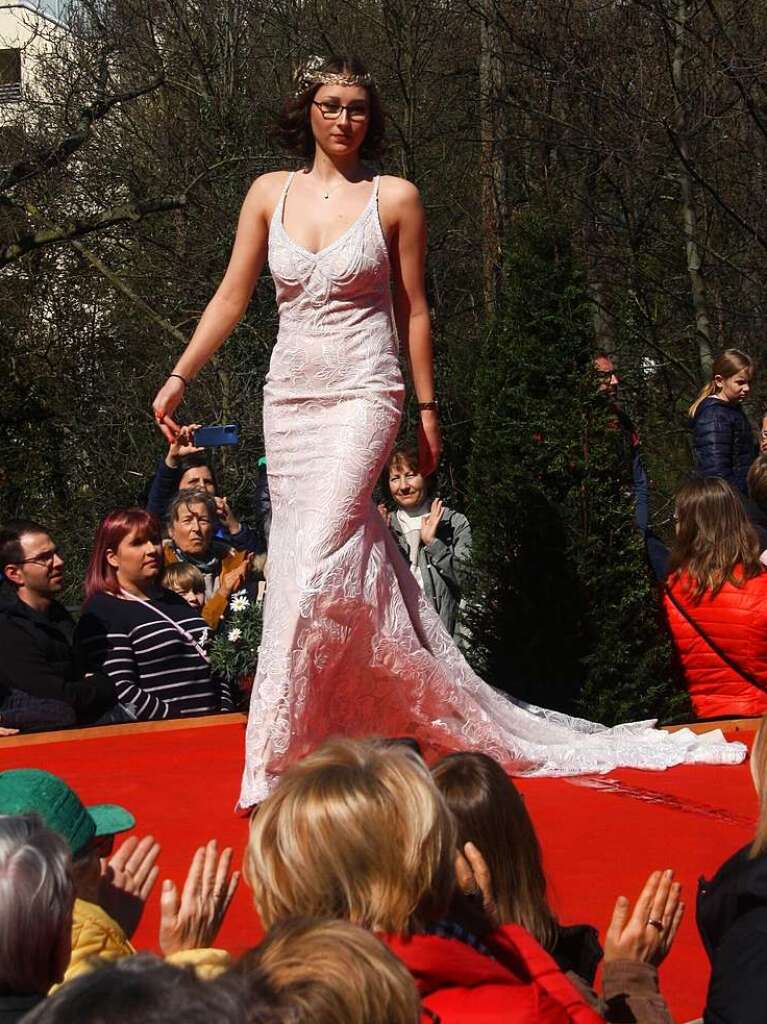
466, 210, 687, 724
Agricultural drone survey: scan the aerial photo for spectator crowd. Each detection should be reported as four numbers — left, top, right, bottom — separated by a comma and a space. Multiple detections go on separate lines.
1, 348, 767, 1020
0, 724, 765, 1022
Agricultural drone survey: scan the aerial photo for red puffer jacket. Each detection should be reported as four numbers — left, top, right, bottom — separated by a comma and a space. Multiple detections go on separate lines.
664, 571, 767, 719
383, 924, 603, 1024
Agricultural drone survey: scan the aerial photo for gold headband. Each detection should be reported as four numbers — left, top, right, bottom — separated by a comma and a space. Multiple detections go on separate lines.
293, 57, 372, 97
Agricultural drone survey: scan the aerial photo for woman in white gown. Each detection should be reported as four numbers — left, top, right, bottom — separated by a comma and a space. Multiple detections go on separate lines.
152, 56, 745, 808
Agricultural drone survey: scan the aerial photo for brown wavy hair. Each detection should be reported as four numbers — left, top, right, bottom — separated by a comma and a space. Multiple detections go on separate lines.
274, 56, 385, 162
431, 752, 557, 949
667, 477, 763, 602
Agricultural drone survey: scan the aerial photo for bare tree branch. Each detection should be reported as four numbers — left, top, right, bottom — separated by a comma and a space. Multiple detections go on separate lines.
0, 76, 164, 193
0, 195, 185, 265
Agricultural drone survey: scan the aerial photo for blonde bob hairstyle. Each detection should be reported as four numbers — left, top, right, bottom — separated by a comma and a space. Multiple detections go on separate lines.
238, 917, 421, 1024
245, 739, 457, 935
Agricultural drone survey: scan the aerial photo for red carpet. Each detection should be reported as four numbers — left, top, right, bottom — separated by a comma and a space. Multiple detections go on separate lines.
0, 717, 756, 1020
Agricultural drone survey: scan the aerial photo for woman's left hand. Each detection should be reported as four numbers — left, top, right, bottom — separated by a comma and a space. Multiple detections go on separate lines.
152, 377, 186, 442
420, 499, 444, 545
418, 411, 441, 478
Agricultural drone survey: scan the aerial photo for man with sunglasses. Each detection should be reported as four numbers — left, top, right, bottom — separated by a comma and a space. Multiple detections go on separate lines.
0, 519, 118, 731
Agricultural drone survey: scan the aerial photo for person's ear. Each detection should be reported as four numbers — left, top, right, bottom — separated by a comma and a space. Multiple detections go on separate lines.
713, 374, 725, 390
1, 565, 23, 587
105, 548, 120, 569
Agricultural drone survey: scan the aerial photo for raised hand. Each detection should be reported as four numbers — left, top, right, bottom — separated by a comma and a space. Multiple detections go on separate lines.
377, 502, 392, 528
98, 834, 161, 939
152, 377, 187, 442
215, 496, 241, 535
167, 424, 204, 466
455, 841, 500, 929
420, 498, 444, 546
604, 869, 684, 967
159, 839, 240, 955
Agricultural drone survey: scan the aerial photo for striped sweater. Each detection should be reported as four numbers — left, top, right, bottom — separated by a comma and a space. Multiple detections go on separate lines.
76, 591, 233, 721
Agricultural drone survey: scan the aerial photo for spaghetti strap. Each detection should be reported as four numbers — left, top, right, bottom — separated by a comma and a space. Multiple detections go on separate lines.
270, 171, 295, 230
373, 175, 381, 200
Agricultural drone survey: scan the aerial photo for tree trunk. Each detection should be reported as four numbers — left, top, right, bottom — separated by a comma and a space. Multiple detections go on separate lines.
478, 0, 508, 314
672, 0, 713, 380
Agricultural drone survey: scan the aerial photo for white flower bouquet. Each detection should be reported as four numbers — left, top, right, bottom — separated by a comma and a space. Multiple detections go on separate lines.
208, 589, 263, 686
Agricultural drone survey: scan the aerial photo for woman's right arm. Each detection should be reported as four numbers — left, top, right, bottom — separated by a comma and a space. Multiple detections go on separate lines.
152, 173, 286, 439
76, 608, 168, 721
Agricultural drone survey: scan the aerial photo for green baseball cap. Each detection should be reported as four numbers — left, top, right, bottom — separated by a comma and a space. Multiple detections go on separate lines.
0, 769, 134, 856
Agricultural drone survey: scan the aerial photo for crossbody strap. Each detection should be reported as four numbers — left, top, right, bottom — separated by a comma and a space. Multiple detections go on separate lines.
119, 590, 210, 663
665, 584, 766, 693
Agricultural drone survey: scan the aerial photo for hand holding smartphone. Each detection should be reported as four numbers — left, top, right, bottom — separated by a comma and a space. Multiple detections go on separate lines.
192, 424, 240, 447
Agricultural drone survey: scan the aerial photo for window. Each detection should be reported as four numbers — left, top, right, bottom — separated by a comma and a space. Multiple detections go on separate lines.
0, 49, 22, 104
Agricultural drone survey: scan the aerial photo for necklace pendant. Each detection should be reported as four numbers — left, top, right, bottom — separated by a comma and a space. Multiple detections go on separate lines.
322, 191, 330, 200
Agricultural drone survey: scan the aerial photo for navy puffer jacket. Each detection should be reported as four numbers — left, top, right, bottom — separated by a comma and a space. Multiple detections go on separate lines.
692, 397, 755, 495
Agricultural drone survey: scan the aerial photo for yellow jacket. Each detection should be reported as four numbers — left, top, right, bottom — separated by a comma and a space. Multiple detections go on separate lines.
57, 898, 231, 987
163, 543, 246, 630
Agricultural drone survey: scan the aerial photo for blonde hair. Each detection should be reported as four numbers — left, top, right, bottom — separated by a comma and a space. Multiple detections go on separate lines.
161, 561, 205, 594
689, 348, 753, 417
751, 717, 767, 857
245, 738, 457, 935
239, 917, 421, 1024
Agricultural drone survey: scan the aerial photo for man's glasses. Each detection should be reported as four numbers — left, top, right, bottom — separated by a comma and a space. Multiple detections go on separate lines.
313, 100, 369, 122
14, 548, 58, 567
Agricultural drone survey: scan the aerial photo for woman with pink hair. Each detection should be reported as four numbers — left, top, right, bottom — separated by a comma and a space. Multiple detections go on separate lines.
76, 508, 232, 722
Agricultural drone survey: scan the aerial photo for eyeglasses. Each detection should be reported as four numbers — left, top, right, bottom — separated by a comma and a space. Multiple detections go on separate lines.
13, 548, 58, 567
313, 100, 369, 122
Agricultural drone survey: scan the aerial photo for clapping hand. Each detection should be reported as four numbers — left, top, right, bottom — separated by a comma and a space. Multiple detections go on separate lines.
377, 503, 392, 527
159, 839, 240, 955
420, 498, 444, 546
604, 869, 684, 967
221, 553, 254, 598
98, 835, 161, 939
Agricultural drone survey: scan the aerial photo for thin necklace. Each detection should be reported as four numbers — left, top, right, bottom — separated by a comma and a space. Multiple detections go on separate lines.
317, 177, 348, 201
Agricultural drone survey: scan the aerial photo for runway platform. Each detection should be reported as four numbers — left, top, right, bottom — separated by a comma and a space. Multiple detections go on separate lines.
0, 714, 758, 1020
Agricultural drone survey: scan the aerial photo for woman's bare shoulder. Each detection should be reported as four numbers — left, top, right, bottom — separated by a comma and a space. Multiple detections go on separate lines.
379, 174, 421, 205
241, 170, 294, 215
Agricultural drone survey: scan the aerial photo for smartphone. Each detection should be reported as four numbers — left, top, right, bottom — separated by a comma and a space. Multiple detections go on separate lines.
192, 424, 240, 447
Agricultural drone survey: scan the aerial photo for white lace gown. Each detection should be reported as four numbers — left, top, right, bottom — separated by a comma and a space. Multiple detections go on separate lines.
238, 173, 745, 807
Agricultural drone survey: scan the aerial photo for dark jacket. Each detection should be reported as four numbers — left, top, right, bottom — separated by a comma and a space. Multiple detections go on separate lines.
0, 588, 116, 731
146, 459, 265, 554
389, 506, 471, 638
697, 842, 767, 1022
692, 397, 755, 495
0, 994, 44, 1023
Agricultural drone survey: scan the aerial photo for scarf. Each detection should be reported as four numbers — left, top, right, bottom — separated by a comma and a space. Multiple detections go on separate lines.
170, 542, 222, 602
396, 502, 430, 590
